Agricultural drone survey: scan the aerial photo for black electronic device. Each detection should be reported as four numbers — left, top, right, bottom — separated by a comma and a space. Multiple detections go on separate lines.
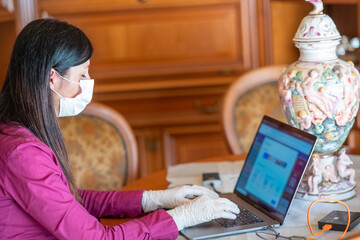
202, 172, 221, 188
318, 210, 360, 231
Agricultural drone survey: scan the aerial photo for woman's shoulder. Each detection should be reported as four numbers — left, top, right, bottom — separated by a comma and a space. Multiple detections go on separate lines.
0, 122, 64, 186
1, 121, 36, 140
0, 122, 52, 155
0, 122, 63, 178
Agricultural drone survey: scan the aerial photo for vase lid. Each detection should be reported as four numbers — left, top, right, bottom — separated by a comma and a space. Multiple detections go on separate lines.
293, 0, 341, 43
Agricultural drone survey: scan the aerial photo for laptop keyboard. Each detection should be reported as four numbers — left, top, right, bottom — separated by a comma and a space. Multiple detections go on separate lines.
216, 207, 264, 228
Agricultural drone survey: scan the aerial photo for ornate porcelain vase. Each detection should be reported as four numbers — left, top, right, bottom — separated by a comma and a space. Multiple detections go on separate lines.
278, 0, 360, 200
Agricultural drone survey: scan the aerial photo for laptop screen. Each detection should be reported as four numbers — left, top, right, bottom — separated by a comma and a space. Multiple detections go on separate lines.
234, 115, 317, 223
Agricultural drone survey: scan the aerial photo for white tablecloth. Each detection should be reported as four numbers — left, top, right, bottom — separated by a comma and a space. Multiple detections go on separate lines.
166, 155, 360, 239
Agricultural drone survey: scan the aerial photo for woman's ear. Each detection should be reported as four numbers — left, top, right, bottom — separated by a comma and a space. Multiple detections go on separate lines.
49, 68, 57, 90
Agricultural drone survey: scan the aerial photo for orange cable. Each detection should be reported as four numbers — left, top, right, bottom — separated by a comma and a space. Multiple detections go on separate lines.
307, 198, 351, 240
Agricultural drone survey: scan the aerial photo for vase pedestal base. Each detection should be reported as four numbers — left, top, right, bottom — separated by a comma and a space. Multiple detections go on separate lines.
295, 180, 356, 201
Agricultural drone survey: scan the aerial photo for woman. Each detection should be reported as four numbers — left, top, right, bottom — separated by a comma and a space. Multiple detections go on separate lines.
0, 19, 239, 239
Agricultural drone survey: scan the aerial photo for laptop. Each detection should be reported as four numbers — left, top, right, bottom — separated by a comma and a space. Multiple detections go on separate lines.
181, 115, 317, 240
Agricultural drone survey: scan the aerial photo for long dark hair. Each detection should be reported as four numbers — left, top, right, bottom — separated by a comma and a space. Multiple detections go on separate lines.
0, 18, 93, 203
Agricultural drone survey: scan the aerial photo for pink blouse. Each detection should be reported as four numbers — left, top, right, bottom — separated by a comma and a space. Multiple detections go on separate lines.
0, 122, 178, 239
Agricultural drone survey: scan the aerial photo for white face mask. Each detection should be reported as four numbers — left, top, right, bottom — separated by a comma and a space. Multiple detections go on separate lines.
52, 72, 94, 117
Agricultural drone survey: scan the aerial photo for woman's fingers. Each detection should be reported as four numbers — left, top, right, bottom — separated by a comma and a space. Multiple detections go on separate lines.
182, 185, 219, 198
215, 198, 240, 214
218, 211, 237, 220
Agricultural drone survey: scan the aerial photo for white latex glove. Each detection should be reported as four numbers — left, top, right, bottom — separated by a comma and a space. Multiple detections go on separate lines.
167, 195, 240, 231
142, 185, 219, 212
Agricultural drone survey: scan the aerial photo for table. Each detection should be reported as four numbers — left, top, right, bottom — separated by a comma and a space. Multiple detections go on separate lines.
101, 155, 360, 240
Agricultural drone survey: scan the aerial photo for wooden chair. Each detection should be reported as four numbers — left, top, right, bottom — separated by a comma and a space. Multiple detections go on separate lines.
59, 102, 138, 191
222, 65, 287, 154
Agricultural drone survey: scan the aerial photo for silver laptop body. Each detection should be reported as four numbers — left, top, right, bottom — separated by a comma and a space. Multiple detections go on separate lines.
181, 116, 317, 239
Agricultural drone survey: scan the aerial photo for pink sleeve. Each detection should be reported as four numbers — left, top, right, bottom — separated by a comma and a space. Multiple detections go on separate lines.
77, 189, 145, 218
5, 143, 179, 240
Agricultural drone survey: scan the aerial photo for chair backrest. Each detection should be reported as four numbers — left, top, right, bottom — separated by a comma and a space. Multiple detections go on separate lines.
59, 102, 138, 190
222, 65, 287, 154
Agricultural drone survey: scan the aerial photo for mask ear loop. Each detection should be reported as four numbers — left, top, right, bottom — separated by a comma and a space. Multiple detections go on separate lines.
55, 71, 80, 85
51, 88, 63, 98
307, 198, 350, 240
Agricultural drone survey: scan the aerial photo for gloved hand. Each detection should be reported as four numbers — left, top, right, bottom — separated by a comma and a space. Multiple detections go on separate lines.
142, 185, 219, 212
167, 195, 240, 231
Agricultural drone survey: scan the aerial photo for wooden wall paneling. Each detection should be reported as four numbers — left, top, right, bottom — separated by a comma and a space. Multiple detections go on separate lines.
323, 0, 358, 3
260, 0, 360, 65
257, 0, 273, 66
163, 124, 230, 167
0, 0, 38, 86
347, 127, 360, 154
358, 0, 360, 70
0, 4, 14, 22
270, 1, 311, 65
39, 0, 250, 15
42, 3, 247, 80
135, 129, 165, 177
260, 0, 312, 65
358, 1, 360, 54
93, 84, 231, 127
94, 74, 236, 94
257, 0, 276, 66
14, 0, 38, 32
0, 8, 16, 87
134, 133, 146, 178
240, 0, 259, 69
326, 3, 358, 64
326, 4, 357, 37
